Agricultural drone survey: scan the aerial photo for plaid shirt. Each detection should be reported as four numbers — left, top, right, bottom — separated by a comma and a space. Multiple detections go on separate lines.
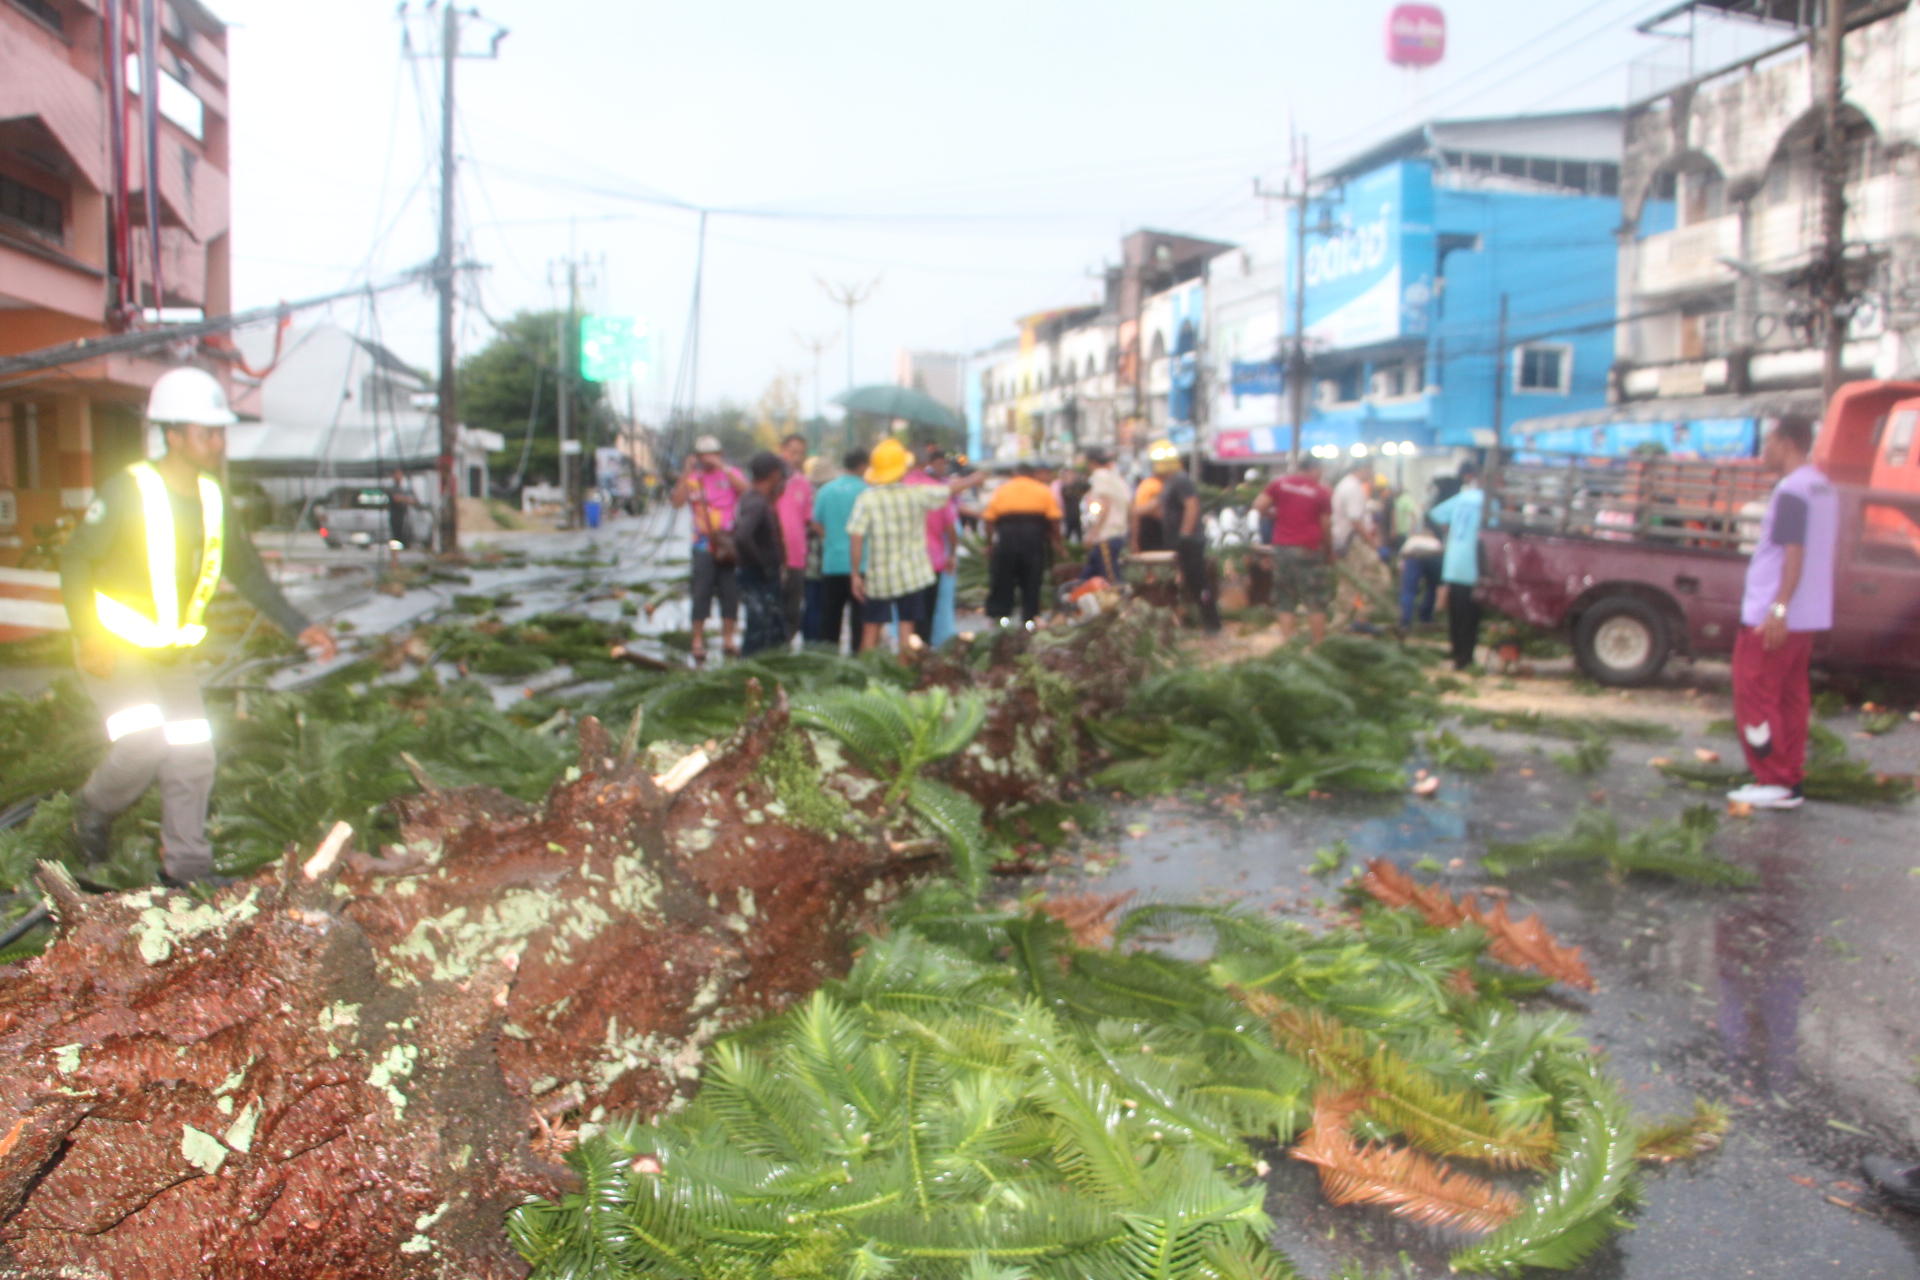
846, 482, 952, 599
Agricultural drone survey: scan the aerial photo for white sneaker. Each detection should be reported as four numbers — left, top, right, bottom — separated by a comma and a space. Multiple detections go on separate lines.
1726, 783, 1803, 809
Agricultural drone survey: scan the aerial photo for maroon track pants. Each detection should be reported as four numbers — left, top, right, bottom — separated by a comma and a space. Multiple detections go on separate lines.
1730, 626, 1814, 789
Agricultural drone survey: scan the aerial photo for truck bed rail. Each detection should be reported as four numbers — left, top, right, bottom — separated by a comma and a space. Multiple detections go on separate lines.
1491, 458, 1774, 554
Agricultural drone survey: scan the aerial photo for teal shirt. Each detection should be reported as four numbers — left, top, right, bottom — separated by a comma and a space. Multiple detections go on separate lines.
1427, 486, 1485, 586
815, 474, 868, 575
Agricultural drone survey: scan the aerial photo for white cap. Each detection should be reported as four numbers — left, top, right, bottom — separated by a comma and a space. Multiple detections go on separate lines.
147, 367, 237, 427
693, 435, 722, 454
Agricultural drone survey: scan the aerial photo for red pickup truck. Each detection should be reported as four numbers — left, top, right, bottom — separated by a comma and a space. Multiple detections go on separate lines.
1480, 382, 1920, 687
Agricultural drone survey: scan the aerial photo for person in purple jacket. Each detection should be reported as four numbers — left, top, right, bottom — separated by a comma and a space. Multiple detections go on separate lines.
1727, 416, 1837, 811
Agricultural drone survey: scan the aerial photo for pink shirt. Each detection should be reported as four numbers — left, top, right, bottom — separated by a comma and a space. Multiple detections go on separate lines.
689, 465, 744, 550
774, 472, 814, 571
905, 470, 959, 574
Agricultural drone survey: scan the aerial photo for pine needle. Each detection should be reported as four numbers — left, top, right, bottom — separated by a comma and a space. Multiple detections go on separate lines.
1291, 1090, 1522, 1235
1635, 1098, 1729, 1164
1359, 860, 1595, 991
1038, 891, 1137, 950
1246, 996, 1557, 1170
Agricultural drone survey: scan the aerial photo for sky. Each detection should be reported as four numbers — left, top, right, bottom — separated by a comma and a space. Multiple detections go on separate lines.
215, 0, 1709, 422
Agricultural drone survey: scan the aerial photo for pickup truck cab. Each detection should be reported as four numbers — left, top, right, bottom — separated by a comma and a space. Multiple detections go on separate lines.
1481, 382, 1920, 686
315, 486, 433, 550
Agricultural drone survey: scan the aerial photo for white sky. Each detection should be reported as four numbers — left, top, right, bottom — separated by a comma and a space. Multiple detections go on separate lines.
216, 0, 1706, 419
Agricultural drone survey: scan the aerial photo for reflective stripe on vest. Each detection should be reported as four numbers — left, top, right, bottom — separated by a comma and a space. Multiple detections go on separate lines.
93, 463, 225, 649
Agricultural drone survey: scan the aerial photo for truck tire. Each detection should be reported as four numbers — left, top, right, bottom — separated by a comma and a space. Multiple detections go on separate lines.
1574, 596, 1670, 687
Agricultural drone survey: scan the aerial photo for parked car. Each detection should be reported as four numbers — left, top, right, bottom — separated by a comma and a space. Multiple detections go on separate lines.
1479, 381, 1920, 686
315, 486, 433, 550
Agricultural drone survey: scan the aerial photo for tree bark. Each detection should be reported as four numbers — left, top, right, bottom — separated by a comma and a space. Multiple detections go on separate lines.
0, 608, 1167, 1277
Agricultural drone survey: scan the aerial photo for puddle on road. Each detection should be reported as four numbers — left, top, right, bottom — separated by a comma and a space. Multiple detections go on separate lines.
1024, 749, 1920, 1279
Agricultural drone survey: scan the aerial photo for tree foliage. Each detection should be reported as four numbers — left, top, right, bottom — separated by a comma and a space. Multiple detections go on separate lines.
458, 309, 608, 488
511, 881, 1711, 1279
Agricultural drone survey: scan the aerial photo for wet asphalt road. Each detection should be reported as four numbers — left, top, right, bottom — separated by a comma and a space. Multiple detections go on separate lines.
1032, 703, 1920, 1278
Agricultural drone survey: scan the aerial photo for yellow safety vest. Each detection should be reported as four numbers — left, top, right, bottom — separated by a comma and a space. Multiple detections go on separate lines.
93, 463, 225, 649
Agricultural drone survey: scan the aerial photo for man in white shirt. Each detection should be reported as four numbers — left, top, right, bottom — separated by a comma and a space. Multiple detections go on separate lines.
1079, 447, 1134, 582
1329, 465, 1386, 629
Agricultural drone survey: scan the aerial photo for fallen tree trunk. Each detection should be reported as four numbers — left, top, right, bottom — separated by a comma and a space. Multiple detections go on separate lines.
0, 609, 1169, 1277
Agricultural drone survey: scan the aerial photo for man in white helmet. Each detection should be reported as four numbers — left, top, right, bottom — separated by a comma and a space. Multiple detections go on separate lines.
59, 367, 336, 887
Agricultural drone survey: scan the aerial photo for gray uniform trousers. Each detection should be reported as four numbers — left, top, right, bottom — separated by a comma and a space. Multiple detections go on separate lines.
78, 649, 218, 881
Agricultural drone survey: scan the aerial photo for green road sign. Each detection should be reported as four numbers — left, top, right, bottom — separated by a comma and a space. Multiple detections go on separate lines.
579, 315, 654, 383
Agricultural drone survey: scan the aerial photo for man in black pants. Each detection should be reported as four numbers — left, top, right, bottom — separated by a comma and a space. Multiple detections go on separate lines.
812, 448, 869, 651
1155, 443, 1222, 635
982, 462, 1063, 626
1428, 462, 1486, 671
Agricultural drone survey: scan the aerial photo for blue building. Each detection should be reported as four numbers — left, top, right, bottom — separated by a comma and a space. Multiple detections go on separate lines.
1208, 110, 1626, 464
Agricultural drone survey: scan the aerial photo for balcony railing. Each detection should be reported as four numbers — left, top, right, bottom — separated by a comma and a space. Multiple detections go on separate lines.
1634, 215, 1741, 296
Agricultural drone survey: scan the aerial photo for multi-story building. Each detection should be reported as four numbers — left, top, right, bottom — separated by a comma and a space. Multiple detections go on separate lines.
1208, 110, 1625, 470
0, 0, 231, 565
1612, 0, 1920, 412
970, 228, 1226, 463
892, 349, 966, 421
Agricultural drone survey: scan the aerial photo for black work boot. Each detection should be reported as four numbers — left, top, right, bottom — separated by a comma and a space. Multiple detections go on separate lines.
70, 796, 114, 867
1862, 1157, 1920, 1213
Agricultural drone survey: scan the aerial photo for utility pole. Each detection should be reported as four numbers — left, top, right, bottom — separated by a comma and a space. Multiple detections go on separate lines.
1817, 0, 1849, 404
549, 252, 599, 526
817, 276, 880, 447
434, 0, 458, 553
1255, 133, 1330, 472
409, 2, 506, 555
1489, 293, 1509, 484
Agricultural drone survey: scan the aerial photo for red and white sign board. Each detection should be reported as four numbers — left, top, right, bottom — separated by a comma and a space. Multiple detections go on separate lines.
1387, 4, 1446, 67
0, 568, 68, 643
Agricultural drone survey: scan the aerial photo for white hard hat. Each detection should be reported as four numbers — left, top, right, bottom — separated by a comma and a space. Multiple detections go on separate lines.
146, 367, 237, 427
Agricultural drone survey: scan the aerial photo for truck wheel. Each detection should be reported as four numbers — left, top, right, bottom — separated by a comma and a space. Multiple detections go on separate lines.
1574, 596, 1670, 687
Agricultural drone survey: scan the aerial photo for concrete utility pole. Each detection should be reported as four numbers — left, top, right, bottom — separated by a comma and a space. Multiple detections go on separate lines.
434, 0, 458, 553
549, 252, 599, 526
1817, 0, 1850, 404
1255, 133, 1332, 472
1489, 293, 1509, 484
413, 1, 506, 555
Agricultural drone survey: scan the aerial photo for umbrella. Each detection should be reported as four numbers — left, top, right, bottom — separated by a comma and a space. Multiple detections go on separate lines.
831, 384, 964, 432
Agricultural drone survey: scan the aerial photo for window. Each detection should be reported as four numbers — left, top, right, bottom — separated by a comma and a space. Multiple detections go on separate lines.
1563, 161, 1590, 192
124, 54, 205, 140
1498, 156, 1527, 179
1598, 164, 1620, 196
9, 402, 43, 490
1515, 344, 1572, 394
8, 0, 63, 34
0, 173, 63, 242
1858, 498, 1920, 567
1529, 158, 1558, 184
1887, 409, 1916, 468
1467, 153, 1494, 174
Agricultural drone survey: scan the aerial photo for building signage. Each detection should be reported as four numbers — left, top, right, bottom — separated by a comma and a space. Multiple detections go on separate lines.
1386, 5, 1446, 67
1515, 417, 1757, 460
1294, 162, 1435, 351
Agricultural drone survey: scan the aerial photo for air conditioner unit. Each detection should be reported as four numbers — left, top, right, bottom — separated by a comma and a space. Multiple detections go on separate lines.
1315, 380, 1339, 407
1370, 370, 1397, 399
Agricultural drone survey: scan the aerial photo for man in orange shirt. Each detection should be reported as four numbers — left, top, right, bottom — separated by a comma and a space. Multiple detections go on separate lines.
983, 461, 1064, 626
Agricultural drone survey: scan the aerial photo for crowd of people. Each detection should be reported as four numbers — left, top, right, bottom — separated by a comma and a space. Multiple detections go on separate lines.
666, 432, 1499, 667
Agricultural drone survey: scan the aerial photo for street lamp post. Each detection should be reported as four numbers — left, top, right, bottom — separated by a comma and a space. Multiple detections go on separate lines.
817, 276, 880, 450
